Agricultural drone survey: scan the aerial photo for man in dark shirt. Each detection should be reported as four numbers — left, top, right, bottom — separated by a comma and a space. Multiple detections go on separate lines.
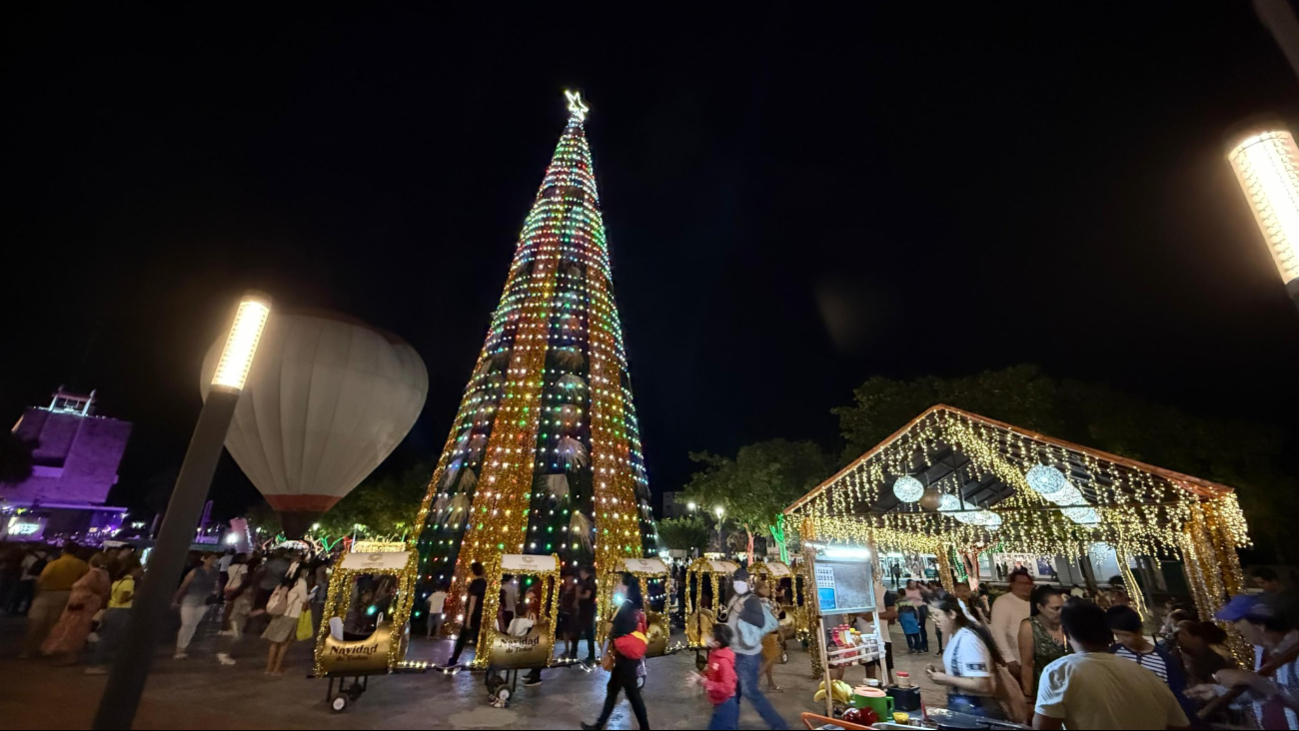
448, 561, 487, 666
576, 565, 598, 663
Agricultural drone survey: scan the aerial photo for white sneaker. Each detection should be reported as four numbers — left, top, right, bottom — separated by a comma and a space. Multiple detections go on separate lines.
217, 653, 236, 666
217, 630, 236, 638
173, 652, 188, 660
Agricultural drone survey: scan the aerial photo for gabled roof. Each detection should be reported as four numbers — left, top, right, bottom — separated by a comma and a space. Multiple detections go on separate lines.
784, 405, 1243, 554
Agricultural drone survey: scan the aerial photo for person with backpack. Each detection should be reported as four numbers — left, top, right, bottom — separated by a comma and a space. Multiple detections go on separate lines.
261, 565, 309, 676
583, 573, 650, 730
725, 568, 788, 730
690, 622, 738, 730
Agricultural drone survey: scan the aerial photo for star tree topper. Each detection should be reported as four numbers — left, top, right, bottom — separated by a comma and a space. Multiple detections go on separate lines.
565, 90, 589, 122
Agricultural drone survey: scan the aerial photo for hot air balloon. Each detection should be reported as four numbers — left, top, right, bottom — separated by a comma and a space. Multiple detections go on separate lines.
199, 310, 428, 536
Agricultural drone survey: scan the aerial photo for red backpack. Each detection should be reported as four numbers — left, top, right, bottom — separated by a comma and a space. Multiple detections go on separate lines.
612, 610, 649, 660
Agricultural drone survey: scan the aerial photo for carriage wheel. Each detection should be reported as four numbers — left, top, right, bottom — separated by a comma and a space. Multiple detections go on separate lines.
781, 650, 789, 664
636, 675, 646, 690
330, 694, 349, 713
695, 653, 707, 672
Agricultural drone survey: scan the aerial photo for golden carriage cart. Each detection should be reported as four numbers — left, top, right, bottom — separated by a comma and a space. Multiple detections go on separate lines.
747, 559, 810, 664
684, 558, 739, 670
473, 554, 567, 707
597, 557, 679, 686
313, 542, 424, 713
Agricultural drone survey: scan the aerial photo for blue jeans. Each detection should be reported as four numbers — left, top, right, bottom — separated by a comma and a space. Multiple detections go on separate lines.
709, 696, 739, 730
92, 607, 130, 666
917, 606, 930, 651
735, 652, 788, 729
905, 633, 922, 652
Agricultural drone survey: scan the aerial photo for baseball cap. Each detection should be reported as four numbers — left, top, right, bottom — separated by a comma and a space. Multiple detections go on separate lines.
1215, 594, 1265, 622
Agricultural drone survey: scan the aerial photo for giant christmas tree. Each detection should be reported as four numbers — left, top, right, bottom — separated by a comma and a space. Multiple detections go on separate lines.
410, 92, 658, 654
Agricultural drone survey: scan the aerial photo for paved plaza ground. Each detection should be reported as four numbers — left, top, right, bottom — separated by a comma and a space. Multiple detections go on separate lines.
0, 615, 944, 729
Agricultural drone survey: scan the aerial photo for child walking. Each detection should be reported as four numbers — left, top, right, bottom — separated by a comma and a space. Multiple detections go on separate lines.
899, 602, 923, 654
692, 623, 739, 730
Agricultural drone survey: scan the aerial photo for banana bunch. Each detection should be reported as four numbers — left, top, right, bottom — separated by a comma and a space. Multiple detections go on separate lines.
812, 679, 854, 703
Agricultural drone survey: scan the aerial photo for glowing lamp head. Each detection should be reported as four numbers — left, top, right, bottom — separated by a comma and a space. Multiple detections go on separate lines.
687, 502, 696, 512
1227, 122, 1299, 289
714, 506, 725, 518
210, 292, 271, 392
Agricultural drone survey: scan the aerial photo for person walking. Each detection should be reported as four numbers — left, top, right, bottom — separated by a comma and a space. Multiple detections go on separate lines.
446, 561, 487, 666
990, 569, 1034, 679
42, 551, 110, 663
724, 568, 788, 730
9, 548, 45, 616
219, 553, 248, 633
86, 557, 142, 674
1107, 605, 1196, 721
691, 623, 738, 730
1017, 585, 1067, 702
928, 581, 949, 654
905, 580, 930, 652
583, 573, 650, 730
926, 595, 1008, 720
756, 579, 783, 692
1033, 600, 1189, 730
576, 565, 598, 663
261, 565, 309, 675
426, 582, 448, 638
21, 542, 88, 659
172, 553, 224, 662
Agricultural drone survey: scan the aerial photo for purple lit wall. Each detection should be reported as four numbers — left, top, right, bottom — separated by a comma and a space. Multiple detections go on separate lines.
4, 407, 132, 506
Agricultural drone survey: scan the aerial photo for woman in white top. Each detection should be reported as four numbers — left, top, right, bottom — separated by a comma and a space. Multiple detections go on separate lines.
261, 566, 310, 676
926, 595, 1005, 720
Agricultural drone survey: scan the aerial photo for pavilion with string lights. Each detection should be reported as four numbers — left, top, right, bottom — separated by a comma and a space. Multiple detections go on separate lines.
784, 405, 1252, 622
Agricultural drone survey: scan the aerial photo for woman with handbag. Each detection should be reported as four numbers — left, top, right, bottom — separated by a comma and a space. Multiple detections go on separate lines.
926, 594, 1027, 721
583, 573, 651, 730
261, 565, 310, 676
41, 552, 110, 662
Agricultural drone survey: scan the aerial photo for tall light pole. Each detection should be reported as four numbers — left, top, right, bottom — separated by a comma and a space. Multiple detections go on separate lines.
714, 506, 725, 550
93, 292, 270, 730
1227, 120, 1299, 316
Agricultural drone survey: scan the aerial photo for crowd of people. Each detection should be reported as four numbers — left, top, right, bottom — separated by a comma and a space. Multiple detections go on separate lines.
4, 541, 333, 677
890, 566, 1299, 730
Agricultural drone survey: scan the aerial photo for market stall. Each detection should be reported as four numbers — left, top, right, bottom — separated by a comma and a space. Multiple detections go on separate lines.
785, 405, 1252, 634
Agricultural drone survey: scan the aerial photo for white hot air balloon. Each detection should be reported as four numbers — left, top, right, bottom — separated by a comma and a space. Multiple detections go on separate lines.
200, 310, 428, 535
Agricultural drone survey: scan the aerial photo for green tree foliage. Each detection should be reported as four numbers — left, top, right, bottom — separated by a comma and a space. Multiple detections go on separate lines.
681, 439, 833, 548
834, 365, 1299, 562
655, 515, 711, 553
244, 462, 433, 542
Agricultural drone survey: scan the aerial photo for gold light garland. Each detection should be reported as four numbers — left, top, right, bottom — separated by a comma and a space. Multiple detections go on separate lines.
785, 407, 1252, 619
313, 543, 419, 677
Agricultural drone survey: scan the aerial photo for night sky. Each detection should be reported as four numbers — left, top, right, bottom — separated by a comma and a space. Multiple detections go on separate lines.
4, 6, 1299, 520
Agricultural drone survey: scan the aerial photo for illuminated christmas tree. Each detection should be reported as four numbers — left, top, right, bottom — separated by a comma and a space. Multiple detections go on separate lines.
410, 91, 658, 653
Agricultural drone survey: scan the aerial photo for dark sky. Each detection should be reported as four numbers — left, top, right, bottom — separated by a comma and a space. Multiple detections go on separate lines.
4, 5, 1299, 520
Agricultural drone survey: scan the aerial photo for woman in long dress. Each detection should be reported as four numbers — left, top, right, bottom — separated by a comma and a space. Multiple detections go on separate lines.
42, 552, 111, 661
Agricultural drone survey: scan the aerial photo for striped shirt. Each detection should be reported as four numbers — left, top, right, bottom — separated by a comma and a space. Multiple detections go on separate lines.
1113, 646, 1168, 682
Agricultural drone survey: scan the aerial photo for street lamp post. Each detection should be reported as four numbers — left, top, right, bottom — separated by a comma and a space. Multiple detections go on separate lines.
1226, 120, 1299, 317
714, 506, 725, 550
92, 292, 270, 731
